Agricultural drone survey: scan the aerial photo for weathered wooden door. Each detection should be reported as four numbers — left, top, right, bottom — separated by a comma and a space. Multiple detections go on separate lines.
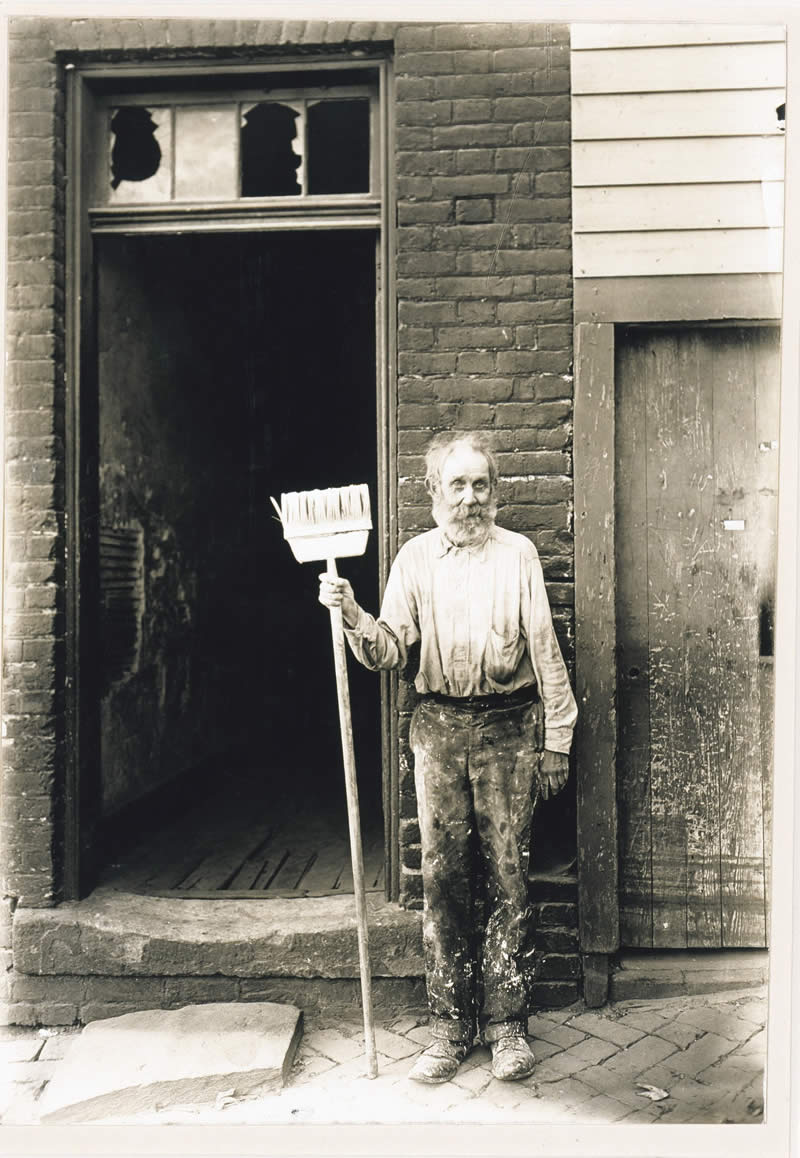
616, 326, 779, 949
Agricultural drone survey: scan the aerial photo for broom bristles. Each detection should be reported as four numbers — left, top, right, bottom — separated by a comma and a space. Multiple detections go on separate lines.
275, 483, 372, 540
272, 483, 372, 563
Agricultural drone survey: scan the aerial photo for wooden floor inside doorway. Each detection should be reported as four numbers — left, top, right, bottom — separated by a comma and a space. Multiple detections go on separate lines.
101, 769, 385, 900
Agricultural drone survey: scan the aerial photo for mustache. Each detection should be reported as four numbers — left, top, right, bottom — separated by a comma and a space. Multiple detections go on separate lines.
433, 497, 497, 526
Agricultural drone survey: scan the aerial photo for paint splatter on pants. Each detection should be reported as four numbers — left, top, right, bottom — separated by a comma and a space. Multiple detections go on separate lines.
409, 695, 543, 1045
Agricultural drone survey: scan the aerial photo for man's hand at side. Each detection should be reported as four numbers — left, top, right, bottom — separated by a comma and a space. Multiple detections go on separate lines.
538, 750, 569, 799
318, 573, 359, 629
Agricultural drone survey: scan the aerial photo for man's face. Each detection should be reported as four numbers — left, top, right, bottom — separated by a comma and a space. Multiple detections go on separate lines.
432, 444, 497, 547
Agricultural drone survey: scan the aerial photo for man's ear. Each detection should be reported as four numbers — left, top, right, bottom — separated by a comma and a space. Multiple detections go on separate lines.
425, 477, 439, 499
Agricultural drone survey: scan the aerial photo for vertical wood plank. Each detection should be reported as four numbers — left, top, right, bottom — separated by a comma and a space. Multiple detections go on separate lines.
755, 328, 780, 939
646, 331, 721, 948
713, 330, 768, 947
615, 333, 653, 947
574, 322, 619, 958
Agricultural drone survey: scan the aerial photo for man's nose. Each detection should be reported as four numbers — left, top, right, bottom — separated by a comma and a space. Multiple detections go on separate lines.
462, 484, 475, 504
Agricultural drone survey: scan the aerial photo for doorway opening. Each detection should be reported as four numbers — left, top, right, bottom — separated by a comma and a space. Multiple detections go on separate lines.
95, 228, 384, 896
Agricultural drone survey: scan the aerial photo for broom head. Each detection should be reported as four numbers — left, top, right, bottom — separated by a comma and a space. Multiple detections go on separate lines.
272, 484, 372, 563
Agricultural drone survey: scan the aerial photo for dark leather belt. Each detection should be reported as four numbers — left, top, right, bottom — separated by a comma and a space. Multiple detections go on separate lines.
426, 685, 538, 711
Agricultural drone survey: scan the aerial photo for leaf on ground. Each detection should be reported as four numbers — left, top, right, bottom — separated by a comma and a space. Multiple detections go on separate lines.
636, 1083, 670, 1101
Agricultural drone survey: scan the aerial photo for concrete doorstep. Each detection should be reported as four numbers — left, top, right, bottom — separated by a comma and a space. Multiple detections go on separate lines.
37, 1002, 303, 1124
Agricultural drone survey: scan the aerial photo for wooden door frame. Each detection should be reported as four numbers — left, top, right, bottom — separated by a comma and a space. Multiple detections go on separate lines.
574, 304, 780, 1005
65, 55, 398, 902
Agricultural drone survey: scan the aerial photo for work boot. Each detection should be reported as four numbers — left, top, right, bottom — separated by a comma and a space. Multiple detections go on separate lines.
490, 1036, 536, 1081
408, 1038, 470, 1084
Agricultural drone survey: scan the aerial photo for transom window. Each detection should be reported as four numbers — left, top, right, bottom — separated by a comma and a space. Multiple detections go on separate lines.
87, 65, 382, 233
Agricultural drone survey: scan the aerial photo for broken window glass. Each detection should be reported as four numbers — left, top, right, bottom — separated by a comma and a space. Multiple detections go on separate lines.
307, 99, 370, 195
174, 106, 238, 201
109, 106, 171, 203
240, 102, 302, 197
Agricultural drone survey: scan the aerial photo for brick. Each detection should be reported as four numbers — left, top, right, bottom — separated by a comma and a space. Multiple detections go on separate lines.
534, 324, 571, 351
162, 977, 239, 1005
397, 251, 456, 276
398, 300, 457, 325
455, 198, 494, 224
432, 174, 509, 198
396, 125, 433, 150
397, 149, 457, 177
397, 355, 457, 379
493, 46, 549, 70
436, 275, 515, 299
512, 120, 571, 146
564, 1036, 620, 1065
660, 1032, 735, 1078
395, 76, 435, 101
495, 196, 571, 224
457, 403, 494, 428
372, 1027, 419, 1060
457, 300, 497, 322
6, 1003, 75, 1027
434, 75, 499, 99
398, 201, 452, 225
675, 1004, 759, 1042
396, 101, 452, 128
437, 325, 512, 349
452, 98, 493, 122
654, 1020, 703, 1048
495, 249, 571, 275
536, 171, 571, 196
432, 223, 503, 251
567, 1011, 647, 1048
397, 51, 455, 76
397, 277, 437, 299
601, 1035, 679, 1078
580, 1093, 634, 1123
452, 50, 492, 75
539, 902, 578, 927
434, 123, 509, 149
437, 379, 512, 404
398, 326, 434, 351
434, 23, 530, 50
456, 351, 496, 373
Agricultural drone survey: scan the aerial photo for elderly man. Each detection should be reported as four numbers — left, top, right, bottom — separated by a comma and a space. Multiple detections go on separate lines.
318, 431, 577, 1084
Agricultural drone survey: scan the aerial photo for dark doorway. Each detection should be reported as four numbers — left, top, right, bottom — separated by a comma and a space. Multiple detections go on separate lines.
95, 229, 383, 893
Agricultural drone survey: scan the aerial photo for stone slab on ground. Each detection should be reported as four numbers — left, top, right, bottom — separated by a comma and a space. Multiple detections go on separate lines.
610, 951, 768, 1000
38, 1002, 302, 1124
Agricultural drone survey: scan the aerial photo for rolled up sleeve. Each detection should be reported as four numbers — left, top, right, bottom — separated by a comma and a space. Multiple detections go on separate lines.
343, 549, 421, 675
526, 551, 578, 754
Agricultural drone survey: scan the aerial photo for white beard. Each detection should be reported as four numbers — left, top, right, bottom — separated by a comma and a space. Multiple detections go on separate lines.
432, 494, 497, 548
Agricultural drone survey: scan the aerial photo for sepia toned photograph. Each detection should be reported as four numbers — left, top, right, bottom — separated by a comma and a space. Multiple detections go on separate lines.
0, 3, 796, 1154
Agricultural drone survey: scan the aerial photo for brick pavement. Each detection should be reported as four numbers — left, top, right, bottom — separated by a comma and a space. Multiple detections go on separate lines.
0, 985, 767, 1126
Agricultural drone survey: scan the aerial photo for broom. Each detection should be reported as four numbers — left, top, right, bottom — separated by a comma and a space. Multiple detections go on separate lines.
271, 484, 378, 1079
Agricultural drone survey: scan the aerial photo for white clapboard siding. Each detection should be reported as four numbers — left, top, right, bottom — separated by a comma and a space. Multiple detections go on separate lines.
571, 43, 785, 94
571, 24, 785, 50
574, 228, 783, 278
572, 90, 785, 140
574, 183, 785, 233
574, 137, 785, 187
571, 25, 786, 286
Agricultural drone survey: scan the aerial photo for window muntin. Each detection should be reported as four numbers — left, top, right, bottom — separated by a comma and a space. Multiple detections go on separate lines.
96, 86, 376, 207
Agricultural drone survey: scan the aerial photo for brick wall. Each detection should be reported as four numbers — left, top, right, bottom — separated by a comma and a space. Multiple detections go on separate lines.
3, 20, 573, 939
392, 23, 573, 906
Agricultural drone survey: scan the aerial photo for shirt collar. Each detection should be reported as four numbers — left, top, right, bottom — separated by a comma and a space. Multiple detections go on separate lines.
434, 524, 495, 560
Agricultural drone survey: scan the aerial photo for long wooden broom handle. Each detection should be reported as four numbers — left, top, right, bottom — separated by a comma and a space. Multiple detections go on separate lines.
326, 557, 378, 1079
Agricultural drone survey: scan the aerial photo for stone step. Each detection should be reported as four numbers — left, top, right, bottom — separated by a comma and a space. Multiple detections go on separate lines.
610, 950, 769, 1000
38, 1002, 303, 1124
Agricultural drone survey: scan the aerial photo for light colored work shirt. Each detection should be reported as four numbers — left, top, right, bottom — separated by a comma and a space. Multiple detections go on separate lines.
344, 524, 578, 754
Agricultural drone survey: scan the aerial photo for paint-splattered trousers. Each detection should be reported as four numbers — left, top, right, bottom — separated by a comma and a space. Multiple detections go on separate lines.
409, 688, 543, 1045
